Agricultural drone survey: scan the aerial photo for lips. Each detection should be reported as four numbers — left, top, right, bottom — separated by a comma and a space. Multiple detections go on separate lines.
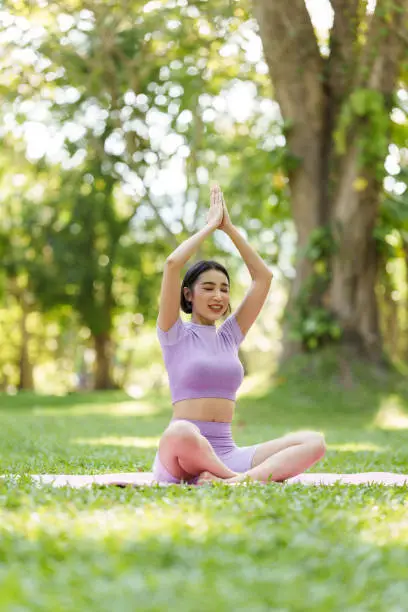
209, 305, 223, 312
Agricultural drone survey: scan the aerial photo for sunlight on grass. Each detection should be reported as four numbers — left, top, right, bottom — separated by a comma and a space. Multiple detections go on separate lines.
0, 502, 242, 543
354, 502, 408, 546
33, 400, 161, 417
373, 395, 408, 430
328, 443, 387, 452
72, 436, 159, 448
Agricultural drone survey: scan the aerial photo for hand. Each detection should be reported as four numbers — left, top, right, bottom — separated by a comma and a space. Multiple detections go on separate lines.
206, 183, 224, 230
206, 183, 234, 232
218, 187, 233, 233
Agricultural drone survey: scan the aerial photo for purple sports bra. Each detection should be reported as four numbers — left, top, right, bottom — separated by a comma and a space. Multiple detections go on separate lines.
156, 313, 246, 404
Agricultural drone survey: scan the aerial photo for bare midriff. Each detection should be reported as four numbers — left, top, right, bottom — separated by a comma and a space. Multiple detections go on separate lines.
172, 398, 235, 423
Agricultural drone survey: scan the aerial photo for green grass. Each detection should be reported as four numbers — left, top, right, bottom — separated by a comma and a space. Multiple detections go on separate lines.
1, 352, 408, 611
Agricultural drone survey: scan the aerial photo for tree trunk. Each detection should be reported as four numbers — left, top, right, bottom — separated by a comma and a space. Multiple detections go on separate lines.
93, 331, 117, 390
329, 148, 383, 358
252, 0, 326, 360
253, 0, 407, 362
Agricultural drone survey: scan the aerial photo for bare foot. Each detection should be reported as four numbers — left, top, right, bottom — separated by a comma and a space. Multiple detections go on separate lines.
196, 471, 225, 485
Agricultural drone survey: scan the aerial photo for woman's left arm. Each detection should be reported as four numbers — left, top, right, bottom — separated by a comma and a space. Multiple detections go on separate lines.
222, 224, 273, 281
217, 186, 273, 337
218, 186, 272, 281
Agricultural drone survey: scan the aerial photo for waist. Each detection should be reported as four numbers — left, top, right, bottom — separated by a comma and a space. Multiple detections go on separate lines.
170, 417, 234, 439
172, 397, 234, 422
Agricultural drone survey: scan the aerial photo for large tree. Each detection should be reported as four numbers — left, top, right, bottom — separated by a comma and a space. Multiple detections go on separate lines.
253, 0, 408, 360
1, 0, 286, 389
0, 0, 277, 388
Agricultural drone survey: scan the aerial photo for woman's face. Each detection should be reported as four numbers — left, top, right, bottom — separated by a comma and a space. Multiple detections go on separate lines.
185, 269, 230, 322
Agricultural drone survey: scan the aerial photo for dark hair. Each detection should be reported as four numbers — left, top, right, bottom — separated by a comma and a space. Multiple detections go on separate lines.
180, 260, 232, 318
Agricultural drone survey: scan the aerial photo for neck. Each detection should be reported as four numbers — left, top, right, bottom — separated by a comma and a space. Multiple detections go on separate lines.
191, 314, 216, 326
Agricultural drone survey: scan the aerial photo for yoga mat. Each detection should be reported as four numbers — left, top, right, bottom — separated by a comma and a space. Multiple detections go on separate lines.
2, 472, 408, 488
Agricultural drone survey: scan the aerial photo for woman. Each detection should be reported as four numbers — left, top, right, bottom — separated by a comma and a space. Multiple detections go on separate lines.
153, 183, 326, 485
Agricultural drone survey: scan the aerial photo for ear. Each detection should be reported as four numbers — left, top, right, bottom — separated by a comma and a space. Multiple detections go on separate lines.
183, 287, 192, 302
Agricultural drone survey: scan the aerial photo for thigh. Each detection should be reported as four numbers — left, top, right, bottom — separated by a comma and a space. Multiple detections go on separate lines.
155, 420, 203, 481
250, 431, 325, 468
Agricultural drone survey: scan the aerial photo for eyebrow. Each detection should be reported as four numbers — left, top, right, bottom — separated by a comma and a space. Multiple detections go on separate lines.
201, 281, 229, 287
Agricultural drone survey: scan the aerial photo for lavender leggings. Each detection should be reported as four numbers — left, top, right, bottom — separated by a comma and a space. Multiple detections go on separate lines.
152, 418, 260, 485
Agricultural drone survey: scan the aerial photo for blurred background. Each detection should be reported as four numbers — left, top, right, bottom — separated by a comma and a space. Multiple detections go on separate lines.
0, 0, 406, 396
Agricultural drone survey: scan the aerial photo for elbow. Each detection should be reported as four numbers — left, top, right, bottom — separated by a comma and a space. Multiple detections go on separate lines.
255, 269, 273, 282
166, 257, 183, 269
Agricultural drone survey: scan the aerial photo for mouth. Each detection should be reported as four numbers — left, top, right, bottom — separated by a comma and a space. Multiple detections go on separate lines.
208, 305, 223, 313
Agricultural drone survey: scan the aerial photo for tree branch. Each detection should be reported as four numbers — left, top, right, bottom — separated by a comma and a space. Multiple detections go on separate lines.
328, 0, 360, 105
253, 0, 327, 233
252, 0, 324, 133
357, 0, 408, 98
144, 195, 180, 249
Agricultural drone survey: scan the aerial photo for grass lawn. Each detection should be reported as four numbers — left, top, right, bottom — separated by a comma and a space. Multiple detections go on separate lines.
1, 353, 408, 611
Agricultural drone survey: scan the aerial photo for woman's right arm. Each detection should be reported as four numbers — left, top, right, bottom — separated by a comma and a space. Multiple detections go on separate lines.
167, 184, 223, 267
166, 223, 215, 268
157, 185, 223, 333
157, 225, 215, 333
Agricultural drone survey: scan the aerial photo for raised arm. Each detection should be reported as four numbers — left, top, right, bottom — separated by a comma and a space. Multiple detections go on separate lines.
157, 186, 223, 332
219, 189, 273, 338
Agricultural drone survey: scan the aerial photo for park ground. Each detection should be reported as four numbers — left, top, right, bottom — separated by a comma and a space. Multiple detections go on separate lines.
1, 351, 408, 611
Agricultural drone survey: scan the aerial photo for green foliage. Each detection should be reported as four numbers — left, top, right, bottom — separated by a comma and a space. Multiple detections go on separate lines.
375, 164, 408, 278
290, 306, 342, 351
0, 0, 289, 389
288, 227, 342, 351
1, 0, 406, 376
375, 160, 408, 361
380, 168, 408, 231
334, 88, 390, 178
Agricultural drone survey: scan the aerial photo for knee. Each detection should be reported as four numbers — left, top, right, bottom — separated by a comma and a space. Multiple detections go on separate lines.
308, 432, 326, 458
162, 420, 202, 450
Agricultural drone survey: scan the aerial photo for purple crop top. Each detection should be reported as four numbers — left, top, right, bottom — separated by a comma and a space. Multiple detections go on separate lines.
156, 313, 246, 404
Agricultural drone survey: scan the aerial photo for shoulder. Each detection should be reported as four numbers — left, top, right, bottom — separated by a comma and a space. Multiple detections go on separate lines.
218, 313, 245, 347
156, 316, 190, 347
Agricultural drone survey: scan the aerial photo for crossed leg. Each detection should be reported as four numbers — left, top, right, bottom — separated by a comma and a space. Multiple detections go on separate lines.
231, 430, 326, 483
156, 420, 326, 485
156, 420, 240, 482
198, 430, 326, 484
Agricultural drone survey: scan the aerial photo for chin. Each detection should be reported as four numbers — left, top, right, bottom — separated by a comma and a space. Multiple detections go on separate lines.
210, 311, 225, 320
